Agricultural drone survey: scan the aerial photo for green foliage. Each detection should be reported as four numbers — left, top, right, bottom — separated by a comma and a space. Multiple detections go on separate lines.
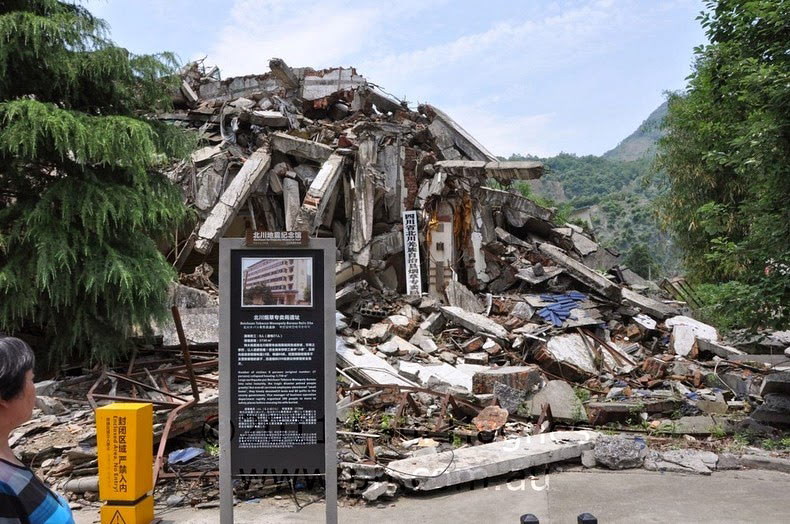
709, 424, 726, 439
243, 283, 275, 305
513, 180, 577, 225
731, 430, 790, 451
623, 243, 660, 279
379, 413, 393, 430
0, 1, 192, 363
761, 436, 790, 451
573, 387, 590, 403
346, 408, 364, 431
656, 0, 790, 330
508, 152, 680, 276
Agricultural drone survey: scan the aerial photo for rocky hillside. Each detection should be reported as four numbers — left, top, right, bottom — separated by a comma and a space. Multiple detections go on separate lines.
511, 101, 679, 277
603, 101, 668, 161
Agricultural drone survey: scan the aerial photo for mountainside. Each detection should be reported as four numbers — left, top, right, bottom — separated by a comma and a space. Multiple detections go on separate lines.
511, 101, 679, 277
603, 101, 668, 161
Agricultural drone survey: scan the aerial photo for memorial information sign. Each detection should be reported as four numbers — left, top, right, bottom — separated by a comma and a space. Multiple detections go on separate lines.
229, 248, 326, 475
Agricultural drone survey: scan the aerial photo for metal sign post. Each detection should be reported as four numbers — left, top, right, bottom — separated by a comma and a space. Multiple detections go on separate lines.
220, 236, 337, 523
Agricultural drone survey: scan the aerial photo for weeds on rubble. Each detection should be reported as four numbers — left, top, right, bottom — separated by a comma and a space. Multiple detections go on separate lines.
709, 424, 727, 439
729, 431, 790, 452
574, 387, 591, 403
379, 414, 393, 430
625, 402, 646, 426
452, 434, 463, 448
704, 373, 725, 388
572, 402, 585, 422
205, 443, 220, 457
347, 408, 364, 431
654, 421, 677, 436
729, 430, 757, 452
761, 436, 790, 451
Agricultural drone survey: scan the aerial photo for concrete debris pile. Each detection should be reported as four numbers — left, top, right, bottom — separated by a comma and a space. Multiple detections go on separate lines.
158, 58, 789, 501
162, 57, 545, 278
14, 59, 790, 509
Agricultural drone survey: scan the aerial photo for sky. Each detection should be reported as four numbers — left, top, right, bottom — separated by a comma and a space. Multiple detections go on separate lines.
85, 0, 706, 157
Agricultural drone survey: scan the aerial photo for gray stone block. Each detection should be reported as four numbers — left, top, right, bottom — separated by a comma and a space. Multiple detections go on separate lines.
593, 436, 647, 469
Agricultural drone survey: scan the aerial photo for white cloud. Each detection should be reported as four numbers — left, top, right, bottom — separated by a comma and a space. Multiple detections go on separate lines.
444, 103, 557, 157
200, 0, 696, 154
207, 0, 448, 76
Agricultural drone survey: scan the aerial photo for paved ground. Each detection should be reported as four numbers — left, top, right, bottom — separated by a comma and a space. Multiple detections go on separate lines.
73, 468, 790, 523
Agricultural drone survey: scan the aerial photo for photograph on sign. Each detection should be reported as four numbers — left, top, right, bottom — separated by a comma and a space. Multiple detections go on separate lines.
241, 257, 313, 307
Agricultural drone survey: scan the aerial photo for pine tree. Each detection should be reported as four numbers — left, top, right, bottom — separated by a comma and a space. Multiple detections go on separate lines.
0, 1, 193, 362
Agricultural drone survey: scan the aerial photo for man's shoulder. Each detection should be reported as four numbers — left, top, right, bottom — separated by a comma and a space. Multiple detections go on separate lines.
0, 460, 33, 494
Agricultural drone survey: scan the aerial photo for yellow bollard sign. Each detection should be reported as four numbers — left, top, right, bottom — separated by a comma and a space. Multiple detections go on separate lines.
100, 495, 154, 524
96, 402, 154, 524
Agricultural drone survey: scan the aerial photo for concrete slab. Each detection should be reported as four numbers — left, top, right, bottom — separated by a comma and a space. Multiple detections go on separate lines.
526, 380, 587, 422
386, 430, 598, 491
440, 306, 508, 339
666, 315, 718, 357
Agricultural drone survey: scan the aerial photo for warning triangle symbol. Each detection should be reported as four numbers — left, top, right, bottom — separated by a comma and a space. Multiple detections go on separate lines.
109, 510, 127, 524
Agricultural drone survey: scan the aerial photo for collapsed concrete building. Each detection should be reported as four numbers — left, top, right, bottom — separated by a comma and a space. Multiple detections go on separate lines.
12, 58, 790, 510
163, 58, 600, 300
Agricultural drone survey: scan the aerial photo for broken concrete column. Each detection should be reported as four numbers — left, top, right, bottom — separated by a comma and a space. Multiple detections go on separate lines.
268, 58, 300, 90
695, 338, 745, 359
593, 435, 647, 469
293, 153, 345, 233
378, 140, 406, 223
246, 110, 289, 128
435, 159, 544, 185
421, 104, 496, 162
282, 174, 300, 231
644, 449, 718, 475
444, 281, 484, 313
751, 394, 790, 427
270, 132, 333, 162
760, 372, 790, 396
362, 481, 398, 502
350, 137, 376, 267
386, 431, 598, 491
525, 380, 587, 423
281, 174, 300, 231
665, 315, 718, 358
301, 67, 366, 101
533, 333, 621, 381
621, 288, 678, 320
538, 243, 621, 300
195, 147, 272, 253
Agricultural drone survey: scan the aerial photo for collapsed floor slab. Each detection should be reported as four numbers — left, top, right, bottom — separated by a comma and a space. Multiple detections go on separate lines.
386, 430, 598, 491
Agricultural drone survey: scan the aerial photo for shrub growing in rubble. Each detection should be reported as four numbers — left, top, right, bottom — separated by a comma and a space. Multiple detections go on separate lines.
0, 1, 192, 363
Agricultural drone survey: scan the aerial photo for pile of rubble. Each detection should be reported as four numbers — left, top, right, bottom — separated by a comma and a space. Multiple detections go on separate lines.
161, 58, 790, 501
10, 58, 790, 509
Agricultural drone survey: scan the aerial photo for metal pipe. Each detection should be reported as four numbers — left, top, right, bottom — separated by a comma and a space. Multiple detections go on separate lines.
171, 306, 201, 402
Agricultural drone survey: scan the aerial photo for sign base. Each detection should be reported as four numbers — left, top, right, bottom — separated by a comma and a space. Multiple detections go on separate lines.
100, 495, 154, 524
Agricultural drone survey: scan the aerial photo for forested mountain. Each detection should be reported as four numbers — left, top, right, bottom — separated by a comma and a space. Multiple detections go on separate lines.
509, 102, 679, 277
